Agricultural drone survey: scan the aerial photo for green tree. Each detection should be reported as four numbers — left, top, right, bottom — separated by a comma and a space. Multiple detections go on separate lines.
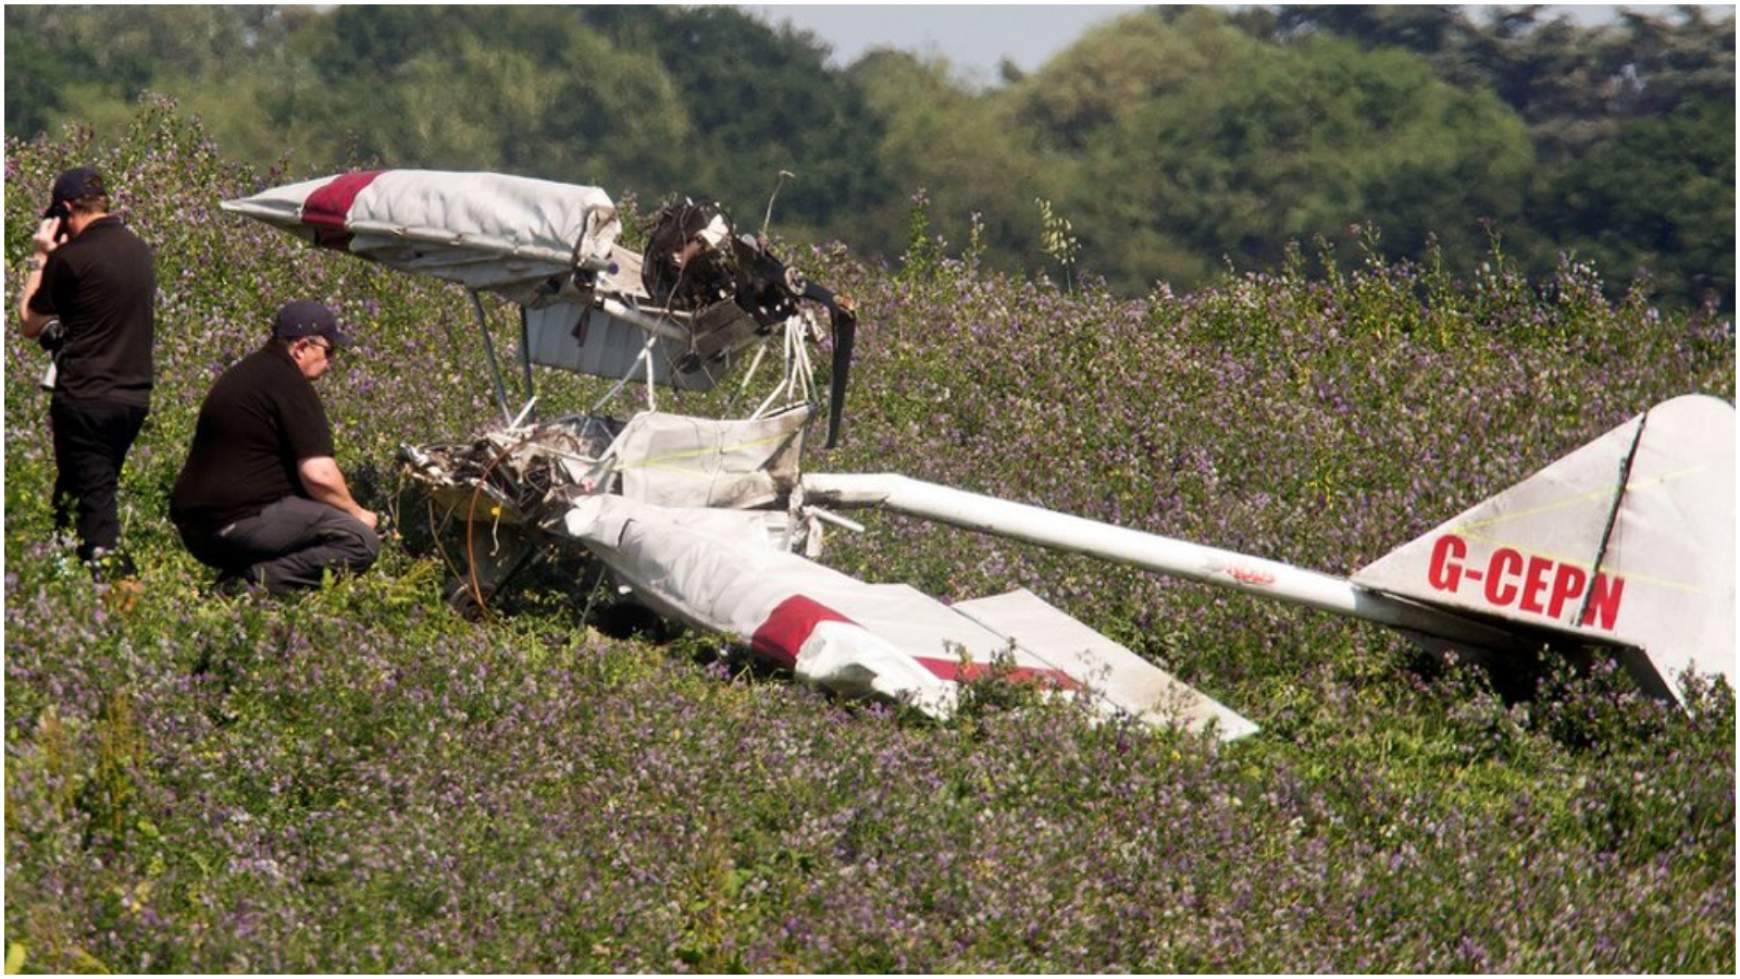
4, 23, 74, 137
579, 6, 890, 234
1011, 9, 1534, 292
1536, 98, 1735, 309
848, 49, 1071, 270
4, 5, 1729, 311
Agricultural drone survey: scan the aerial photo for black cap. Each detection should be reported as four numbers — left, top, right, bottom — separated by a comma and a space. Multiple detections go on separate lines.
272, 300, 353, 348
43, 167, 106, 219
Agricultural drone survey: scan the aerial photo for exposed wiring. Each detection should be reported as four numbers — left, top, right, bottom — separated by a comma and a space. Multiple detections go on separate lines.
425, 495, 468, 584
461, 430, 541, 616
761, 170, 795, 238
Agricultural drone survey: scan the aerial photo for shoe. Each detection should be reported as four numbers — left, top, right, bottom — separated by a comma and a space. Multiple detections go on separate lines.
83, 547, 138, 583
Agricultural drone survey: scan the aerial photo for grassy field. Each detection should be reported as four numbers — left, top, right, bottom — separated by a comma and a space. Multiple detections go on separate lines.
4, 101, 1734, 972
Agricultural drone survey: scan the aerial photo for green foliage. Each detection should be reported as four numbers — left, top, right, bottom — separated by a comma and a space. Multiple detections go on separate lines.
578, 6, 891, 228
1533, 98, 1735, 309
4, 5, 1731, 310
4, 25, 72, 137
1020, 10, 1535, 293
1034, 197, 1081, 292
846, 48, 1070, 272
1271, 4, 1736, 309
897, 189, 942, 282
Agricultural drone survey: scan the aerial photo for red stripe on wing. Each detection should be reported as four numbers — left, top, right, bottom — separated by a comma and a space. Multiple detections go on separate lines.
914, 656, 1080, 691
752, 594, 1079, 691
300, 170, 384, 244
751, 595, 855, 668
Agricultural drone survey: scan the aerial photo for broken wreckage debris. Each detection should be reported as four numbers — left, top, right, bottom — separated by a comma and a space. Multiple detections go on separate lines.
222, 168, 1732, 738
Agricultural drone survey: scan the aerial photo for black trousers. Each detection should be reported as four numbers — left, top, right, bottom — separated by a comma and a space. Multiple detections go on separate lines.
50, 398, 148, 563
178, 496, 380, 595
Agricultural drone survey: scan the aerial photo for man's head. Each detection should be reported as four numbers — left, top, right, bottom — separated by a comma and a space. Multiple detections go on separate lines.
43, 168, 110, 236
272, 300, 352, 380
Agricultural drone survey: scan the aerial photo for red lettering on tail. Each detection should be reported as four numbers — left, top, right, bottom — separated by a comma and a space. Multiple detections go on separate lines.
1427, 535, 1466, 591
1546, 563, 1587, 619
1519, 556, 1553, 614
1484, 549, 1523, 606
1420, 539, 1625, 631
1580, 574, 1626, 630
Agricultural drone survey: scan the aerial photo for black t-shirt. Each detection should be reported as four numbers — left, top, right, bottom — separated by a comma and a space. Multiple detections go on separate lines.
28, 216, 155, 407
170, 343, 336, 533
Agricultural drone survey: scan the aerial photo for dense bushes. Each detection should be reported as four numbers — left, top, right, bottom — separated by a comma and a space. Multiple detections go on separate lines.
4, 105, 1733, 972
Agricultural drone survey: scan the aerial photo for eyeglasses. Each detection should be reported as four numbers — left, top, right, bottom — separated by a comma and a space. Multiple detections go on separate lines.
306, 338, 335, 358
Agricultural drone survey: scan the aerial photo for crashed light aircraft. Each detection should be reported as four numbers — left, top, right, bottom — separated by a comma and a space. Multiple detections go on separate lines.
222, 170, 1735, 741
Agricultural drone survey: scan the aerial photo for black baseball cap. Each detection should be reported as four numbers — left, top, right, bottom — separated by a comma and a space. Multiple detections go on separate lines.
43, 167, 106, 219
272, 300, 353, 348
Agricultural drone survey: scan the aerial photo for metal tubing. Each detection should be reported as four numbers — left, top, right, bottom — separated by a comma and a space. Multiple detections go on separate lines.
801, 472, 1521, 650
469, 290, 513, 424
598, 297, 692, 342
517, 305, 536, 415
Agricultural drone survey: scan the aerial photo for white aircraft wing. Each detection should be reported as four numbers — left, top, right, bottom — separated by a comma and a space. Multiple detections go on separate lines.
220, 169, 635, 305
558, 494, 1256, 740
222, 170, 727, 389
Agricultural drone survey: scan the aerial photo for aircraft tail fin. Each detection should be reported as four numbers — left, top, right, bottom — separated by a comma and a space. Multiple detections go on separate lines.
1352, 395, 1735, 702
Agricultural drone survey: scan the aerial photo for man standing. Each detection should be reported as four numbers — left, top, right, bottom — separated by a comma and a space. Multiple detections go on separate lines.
170, 300, 380, 595
17, 167, 155, 578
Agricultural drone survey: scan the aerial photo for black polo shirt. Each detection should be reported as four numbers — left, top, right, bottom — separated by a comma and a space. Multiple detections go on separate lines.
28, 215, 155, 407
170, 343, 336, 534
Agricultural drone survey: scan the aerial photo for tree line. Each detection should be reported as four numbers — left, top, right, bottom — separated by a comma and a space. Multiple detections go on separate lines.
5, 5, 1732, 311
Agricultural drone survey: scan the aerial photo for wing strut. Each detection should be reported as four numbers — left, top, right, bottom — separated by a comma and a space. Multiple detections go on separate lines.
468, 289, 514, 424
517, 305, 537, 422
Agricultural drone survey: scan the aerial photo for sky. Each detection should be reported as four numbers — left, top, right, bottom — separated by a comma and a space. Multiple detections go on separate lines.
744, 4, 1133, 83
743, 4, 1641, 83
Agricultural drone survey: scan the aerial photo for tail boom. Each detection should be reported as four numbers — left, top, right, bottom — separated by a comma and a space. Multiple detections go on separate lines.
799, 472, 1524, 652
803, 395, 1735, 703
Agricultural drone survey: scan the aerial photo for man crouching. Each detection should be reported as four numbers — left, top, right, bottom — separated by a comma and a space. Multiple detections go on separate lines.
171, 300, 379, 595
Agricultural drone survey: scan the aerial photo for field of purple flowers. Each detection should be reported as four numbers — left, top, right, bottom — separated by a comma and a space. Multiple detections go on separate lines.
5, 102, 1734, 972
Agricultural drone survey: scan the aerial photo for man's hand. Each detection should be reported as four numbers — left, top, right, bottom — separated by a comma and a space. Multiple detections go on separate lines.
18, 220, 61, 337
298, 456, 378, 531
32, 218, 62, 257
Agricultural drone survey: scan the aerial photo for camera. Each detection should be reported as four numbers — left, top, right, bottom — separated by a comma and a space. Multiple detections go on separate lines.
37, 319, 64, 392
36, 318, 65, 355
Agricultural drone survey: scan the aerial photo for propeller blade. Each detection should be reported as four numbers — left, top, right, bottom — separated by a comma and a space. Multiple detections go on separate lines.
802, 281, 855, 449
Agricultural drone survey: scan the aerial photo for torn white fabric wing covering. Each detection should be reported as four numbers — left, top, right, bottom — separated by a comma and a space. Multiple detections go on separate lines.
559, 494, 1257, 739
613, 406, 811, 509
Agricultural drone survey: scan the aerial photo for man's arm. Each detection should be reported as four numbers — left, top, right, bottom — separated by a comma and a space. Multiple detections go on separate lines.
18, 218, 61, 338
297, 456, 379, 531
